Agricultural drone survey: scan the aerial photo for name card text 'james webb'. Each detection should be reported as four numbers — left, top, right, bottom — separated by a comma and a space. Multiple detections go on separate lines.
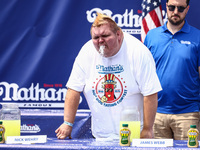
132, 139, 173, 147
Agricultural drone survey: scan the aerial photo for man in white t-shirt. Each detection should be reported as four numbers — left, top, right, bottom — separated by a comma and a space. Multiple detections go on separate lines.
55, 13, 162, 139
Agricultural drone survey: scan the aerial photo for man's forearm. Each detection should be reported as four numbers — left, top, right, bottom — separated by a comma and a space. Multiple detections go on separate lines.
143, 93, 158, 130
64, 88, 81, 124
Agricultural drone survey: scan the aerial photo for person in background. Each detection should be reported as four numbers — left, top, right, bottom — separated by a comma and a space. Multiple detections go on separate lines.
55, 13, 162, 140
144, 0, 200, 140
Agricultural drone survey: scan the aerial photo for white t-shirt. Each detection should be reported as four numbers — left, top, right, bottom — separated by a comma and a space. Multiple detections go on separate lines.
67, 33, 162, 138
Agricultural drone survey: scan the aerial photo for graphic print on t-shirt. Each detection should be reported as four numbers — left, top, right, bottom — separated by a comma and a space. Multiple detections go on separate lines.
92, 65, 127, 107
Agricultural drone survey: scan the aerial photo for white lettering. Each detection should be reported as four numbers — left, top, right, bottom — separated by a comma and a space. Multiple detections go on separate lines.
21, 124, 41, 133
86, 8, 142, 28
0, 82, 67, 101
86, 8, 167, 35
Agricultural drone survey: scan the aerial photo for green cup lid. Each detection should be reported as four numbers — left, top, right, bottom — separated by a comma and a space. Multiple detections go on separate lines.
190, 125, 196, 128
122, 124, 128, 127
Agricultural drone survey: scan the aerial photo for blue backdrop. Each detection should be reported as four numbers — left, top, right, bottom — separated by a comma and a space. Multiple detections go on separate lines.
0, 0, 200, 109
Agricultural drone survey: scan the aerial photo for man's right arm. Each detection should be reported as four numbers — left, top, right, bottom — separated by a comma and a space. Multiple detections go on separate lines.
55, 88, 81, 139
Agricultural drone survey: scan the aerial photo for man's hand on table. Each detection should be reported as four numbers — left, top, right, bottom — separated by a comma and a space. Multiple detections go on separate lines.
55, 123, 72, 139
140, 128, 154, 138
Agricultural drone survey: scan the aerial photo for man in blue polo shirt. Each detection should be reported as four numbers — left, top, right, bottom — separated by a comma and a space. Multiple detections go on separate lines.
144, 0, 200, 140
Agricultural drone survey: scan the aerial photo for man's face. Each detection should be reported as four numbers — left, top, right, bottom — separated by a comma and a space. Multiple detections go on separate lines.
91, 24, 121, 57
166, 0, 189, 26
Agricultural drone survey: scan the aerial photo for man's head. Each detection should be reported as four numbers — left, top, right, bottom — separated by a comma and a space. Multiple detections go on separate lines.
91, 13, 121, 35
90, 13, 123, 57
166, 0, 190, 26
166, 0, 190, 5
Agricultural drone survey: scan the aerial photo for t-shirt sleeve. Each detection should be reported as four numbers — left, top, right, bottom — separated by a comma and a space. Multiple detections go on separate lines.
134, 45, 162, 96
66, 40, 94, 92
66, 57, 86, 92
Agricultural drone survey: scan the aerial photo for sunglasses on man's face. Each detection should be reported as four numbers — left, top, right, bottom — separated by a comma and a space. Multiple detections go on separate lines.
167, 5, 187, 13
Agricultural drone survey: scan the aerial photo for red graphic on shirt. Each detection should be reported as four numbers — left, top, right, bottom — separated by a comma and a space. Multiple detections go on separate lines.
101, 74, 116, 103
93, 74, 126, 105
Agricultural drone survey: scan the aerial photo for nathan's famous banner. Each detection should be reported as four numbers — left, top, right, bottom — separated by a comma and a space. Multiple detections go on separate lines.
0, 0, 199, 109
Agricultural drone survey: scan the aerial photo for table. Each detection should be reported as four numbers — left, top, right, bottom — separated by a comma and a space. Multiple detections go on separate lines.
2, 110, 198, 149
0, 138, 197, 150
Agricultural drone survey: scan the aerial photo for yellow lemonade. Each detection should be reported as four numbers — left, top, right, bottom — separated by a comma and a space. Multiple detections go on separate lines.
0, 120, 21, 141
120, 121, 140, 142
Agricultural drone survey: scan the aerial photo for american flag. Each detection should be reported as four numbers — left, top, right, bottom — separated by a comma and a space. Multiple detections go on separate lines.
141, 0, 164, 42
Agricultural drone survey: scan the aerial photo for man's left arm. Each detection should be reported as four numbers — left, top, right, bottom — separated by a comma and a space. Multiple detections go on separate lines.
140, 93, 158, 138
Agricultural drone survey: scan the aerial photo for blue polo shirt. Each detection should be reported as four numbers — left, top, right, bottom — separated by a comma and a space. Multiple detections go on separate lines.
144, 21, 200, 114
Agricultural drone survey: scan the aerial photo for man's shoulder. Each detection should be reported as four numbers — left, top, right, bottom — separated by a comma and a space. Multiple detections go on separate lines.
147, 25, 164, 35
80, 39, 94, 52
82, 39, 93, 47
123, 32, 138, 40
144, 26, 164, 44
124, 32, 146, 44
77, 39, 96, 59
186, 24, 200, 42
189, 25, 200, 34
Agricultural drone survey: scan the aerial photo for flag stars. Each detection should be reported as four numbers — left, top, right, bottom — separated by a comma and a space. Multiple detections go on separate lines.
153, 1, 157, 6
141, 0, 163, 42
146, 6, 150, 11
142, 4, 146, 9
142, 0, 161, 15
147, 0, 151, 3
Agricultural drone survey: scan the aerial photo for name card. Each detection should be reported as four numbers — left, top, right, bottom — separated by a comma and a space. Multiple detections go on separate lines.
6, 135, 47, 144
132, 139, 173, 147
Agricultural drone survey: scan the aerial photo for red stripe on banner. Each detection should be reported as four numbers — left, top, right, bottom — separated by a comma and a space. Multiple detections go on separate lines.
159, 5, 163, 15
142, 19, 149, 34
149, 9, 161, 27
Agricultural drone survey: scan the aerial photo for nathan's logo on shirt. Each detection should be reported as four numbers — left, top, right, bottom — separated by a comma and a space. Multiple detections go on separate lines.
96, 64, 124, 74
180, 40, 191, 45
92, 73, 127, 107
